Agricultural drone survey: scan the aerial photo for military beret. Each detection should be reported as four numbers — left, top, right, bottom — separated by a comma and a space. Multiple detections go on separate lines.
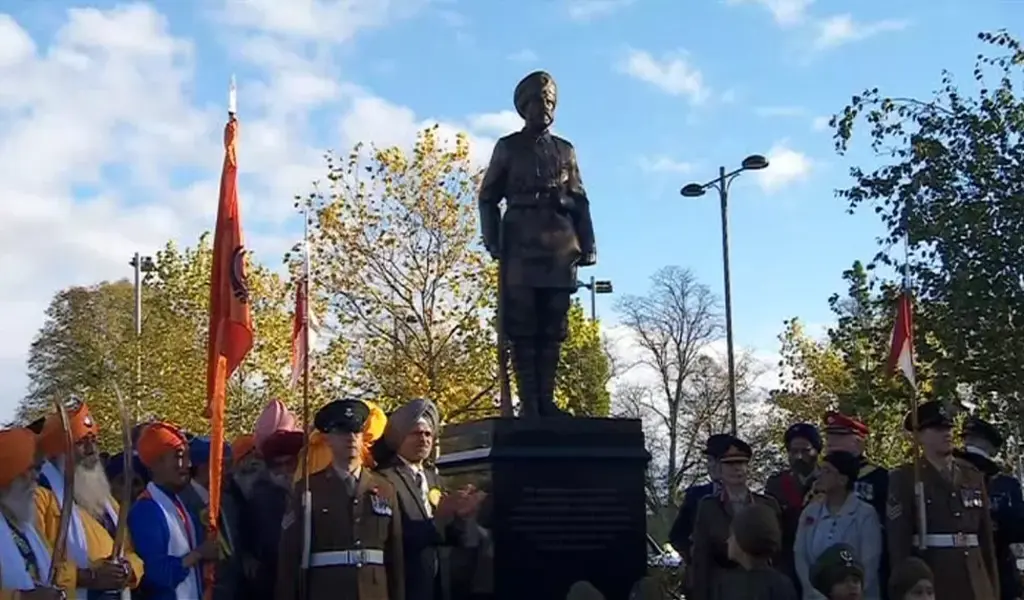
823, 412, 869, 437
704, 433, 733, 456
963, 417, 1004, 449
811, 543, 863, 595
188, 436, 232, 466
314, 399, 370, 434
513, 71, 557, 118
712, 435, 752, 463
903, 401, 953, 432
784, 422, 822, 452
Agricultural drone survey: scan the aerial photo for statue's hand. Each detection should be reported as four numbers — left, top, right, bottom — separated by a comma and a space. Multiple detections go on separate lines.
485, 244, 500, 260
578, 250, 597, 267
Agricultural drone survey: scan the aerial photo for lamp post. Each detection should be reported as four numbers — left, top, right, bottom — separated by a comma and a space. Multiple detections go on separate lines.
576, 276, 614, 322
129, 253, 156, 414
680, 154, 769, 436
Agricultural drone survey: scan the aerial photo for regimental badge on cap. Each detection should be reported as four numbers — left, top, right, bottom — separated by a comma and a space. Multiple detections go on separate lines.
344, 406, 354, 418
839, 549, 854, 564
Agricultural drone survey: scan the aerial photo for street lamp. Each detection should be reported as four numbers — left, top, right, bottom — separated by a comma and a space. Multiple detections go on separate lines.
129, 253, 156, 414
680, 154, 769, 436
576, 276, 614, 321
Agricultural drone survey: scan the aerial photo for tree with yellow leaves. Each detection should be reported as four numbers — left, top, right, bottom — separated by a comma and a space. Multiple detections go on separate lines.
299, 125, 497, 422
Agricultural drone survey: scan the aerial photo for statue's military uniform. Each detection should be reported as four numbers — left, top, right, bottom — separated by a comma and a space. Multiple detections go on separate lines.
478, 71, 596, 417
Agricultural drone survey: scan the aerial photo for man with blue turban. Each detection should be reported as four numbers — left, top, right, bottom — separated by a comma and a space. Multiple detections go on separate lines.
179, 437, 242, 600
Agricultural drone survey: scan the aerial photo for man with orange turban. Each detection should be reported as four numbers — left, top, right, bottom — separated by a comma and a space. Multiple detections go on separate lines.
35, 400, 144, 600
126, 423, 219, 600
0, 427, 75, 600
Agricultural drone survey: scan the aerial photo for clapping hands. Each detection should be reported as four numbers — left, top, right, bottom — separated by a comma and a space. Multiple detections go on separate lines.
435, 485, 487, 522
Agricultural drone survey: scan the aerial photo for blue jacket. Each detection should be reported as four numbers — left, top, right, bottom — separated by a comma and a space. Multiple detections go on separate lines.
128, 487, 205, 600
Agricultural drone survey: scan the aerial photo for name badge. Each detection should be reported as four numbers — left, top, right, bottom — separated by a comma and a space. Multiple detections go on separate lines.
370, 494, 393, 517
960, 488, 983, 508
855, 481, 874, 501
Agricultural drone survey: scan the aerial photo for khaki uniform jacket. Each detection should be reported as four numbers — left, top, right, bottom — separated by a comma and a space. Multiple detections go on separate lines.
688, 491, 783, 600
275, 468, 404, 600
887, 458, 999, 600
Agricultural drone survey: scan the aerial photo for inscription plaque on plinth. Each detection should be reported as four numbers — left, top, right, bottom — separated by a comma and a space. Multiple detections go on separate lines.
437, 417, 650, 600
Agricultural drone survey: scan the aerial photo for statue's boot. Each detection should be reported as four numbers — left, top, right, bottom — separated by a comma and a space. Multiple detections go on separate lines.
536, 341, 569, 417
511, 341, 540, 418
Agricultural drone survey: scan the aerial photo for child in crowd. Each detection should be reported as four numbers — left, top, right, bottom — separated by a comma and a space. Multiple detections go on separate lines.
810, 543, 866, 600
721, 503, 798, 599
888, 558, 935, 600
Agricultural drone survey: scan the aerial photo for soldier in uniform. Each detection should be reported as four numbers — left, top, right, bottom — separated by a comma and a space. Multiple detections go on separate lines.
955, 417, 1024, 600
669, 434, 731, 558
688, 434, 782, 600
477, 70, 598, 417
275, 399, 404, 600
765, 422, 822, 594
887, 401, 999, 600
824, 412, 888, 521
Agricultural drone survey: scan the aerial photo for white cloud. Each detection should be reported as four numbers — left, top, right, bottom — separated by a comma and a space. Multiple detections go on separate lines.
754, 106, 806, 118
638, 156, 694, 174
566, 0, 635, 21
466, 110, 523, 137
812, 14, 909, 50
726, 0, 815, 27
0, 3, 510, 422
755, 142, 813, 192
617, 49, 709, 104
605, 325, 781, 394
212, 0, 424, 42
507, 49, 538, 63
811, 115, 830, 131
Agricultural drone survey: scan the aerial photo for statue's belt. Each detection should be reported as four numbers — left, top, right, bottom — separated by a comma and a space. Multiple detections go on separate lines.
506, 191, 572, 210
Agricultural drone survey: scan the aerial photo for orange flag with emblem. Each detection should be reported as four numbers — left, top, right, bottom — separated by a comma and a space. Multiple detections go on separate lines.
204, 95, 253, 600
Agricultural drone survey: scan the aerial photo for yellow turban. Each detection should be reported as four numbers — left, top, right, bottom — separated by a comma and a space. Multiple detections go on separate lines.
294, 400, 386, 482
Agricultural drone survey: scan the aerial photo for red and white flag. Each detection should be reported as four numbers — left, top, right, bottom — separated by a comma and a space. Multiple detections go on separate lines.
289, 277, 318, 388
888, 288, 916, 388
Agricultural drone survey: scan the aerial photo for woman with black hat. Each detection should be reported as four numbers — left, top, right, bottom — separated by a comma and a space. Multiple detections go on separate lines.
795, 451, 882, 599
688, 434, 784, 600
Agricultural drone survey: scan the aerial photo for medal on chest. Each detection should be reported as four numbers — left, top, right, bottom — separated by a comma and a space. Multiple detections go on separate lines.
855, 481, 874, 501
960, 488, 983, 508
369, 488, 393, 517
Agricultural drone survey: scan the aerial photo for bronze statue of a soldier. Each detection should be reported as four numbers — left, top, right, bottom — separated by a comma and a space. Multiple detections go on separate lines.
478, 71, 597, 418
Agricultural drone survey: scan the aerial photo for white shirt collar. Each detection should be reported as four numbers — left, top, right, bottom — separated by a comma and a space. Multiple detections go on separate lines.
398, 454, 424, 473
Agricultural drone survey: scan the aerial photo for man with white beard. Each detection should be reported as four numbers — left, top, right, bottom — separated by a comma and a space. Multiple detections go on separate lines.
35, 402, 144, 600
0, 427, 74, 600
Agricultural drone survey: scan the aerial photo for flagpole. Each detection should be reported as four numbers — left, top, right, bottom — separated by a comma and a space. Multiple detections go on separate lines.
903, 228, 927, 551
299, 200, 312, 600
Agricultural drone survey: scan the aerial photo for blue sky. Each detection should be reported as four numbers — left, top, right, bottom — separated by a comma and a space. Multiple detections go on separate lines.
0, 0, 1018, 420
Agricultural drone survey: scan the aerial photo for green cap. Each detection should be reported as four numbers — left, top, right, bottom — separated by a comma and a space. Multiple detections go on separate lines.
811, 543, 863, 594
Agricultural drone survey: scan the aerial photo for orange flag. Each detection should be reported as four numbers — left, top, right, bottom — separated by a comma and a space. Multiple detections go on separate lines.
203, 107, 253, 600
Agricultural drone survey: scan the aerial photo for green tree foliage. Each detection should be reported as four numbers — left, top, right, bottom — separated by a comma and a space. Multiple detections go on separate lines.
19, 234, 295, 448
556, 301, 612, 417
771, 261, 929, 467
830, 30, 1024, 425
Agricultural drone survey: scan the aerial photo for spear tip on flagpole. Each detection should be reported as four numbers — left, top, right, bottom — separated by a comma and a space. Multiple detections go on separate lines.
228, 75, 237, 116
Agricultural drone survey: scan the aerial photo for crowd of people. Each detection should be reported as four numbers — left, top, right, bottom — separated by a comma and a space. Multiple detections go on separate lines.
1, 394, 1021, 600
668, 401, 1024, 600
0, 396, 487, 600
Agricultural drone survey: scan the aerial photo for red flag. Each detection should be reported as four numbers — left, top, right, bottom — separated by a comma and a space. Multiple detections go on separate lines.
203, 112, 252, 600
888, 289, 916, 388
